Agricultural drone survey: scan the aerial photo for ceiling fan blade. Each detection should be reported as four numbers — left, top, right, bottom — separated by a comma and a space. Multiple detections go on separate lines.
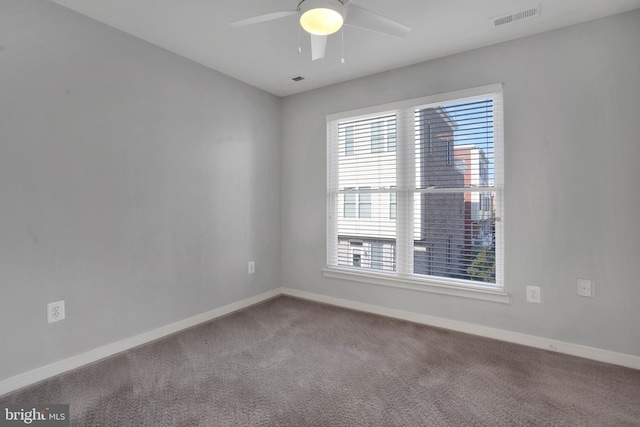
310, 34, 327, 61
230, 10, 297, 27
344, 4, 411, 38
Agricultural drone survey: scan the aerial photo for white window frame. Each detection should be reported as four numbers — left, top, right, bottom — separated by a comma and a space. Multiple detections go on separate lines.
325, 84, 508, 304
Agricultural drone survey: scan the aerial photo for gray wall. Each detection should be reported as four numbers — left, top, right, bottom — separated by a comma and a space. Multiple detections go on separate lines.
0, 0, 281, 381
281, 10, 640, 357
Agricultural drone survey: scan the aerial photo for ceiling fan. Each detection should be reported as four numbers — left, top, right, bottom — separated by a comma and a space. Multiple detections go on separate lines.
230, 0, 411, 61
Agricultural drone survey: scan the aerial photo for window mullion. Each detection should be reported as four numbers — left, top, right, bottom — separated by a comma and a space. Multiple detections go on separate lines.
396, 109, 414, 276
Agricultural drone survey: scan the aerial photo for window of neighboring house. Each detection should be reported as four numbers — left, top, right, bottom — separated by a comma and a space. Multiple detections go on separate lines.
371, 118, 396, 153
386, 119, 397, 151
351, 242, 363, 267
359, 187, 371, 218
371, 120, 384, 152
352, 252, 361, 267
389, 188, 397, 219
326, 84, 505, 301
343, 187, 372, 219
371, 242, 384, 270
343, 188, 356, 218
344, 125, 355, 156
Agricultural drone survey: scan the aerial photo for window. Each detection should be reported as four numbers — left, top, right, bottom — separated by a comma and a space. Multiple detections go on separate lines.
342, 187, 372, 218
370, 118, 396, 153
326, 85, 505, 299
343, 188, 356, 218
344, 125, 355, 156
371, 242, 384, 270
359, 187, 371, 218
351, 242, 363, 267
389, 188, 397, 219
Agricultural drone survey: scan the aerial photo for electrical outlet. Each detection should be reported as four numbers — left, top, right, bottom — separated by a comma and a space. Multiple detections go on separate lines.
248, 261, 255, 274
577, 278, 593, 297
47, 300, 65, 323
526, 286, 541, 303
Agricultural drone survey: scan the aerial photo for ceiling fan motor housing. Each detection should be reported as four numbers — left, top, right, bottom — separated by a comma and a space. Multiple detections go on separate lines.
298, 0, 346, 35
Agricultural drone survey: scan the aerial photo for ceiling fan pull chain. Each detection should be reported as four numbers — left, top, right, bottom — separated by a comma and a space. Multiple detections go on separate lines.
341, 27, 345, 64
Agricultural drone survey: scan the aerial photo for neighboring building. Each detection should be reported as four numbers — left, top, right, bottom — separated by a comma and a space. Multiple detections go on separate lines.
413, 107, 464, 278
336, 114, 398, 272
454, 145, 494, 249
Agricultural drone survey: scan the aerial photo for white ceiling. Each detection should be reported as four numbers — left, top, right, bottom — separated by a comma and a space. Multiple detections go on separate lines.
50, 0, 640, 97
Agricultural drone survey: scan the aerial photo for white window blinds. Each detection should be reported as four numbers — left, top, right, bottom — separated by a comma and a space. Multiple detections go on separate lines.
327, 85, 504, 291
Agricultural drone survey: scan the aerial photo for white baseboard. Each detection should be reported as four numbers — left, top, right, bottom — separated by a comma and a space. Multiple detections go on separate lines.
3, 286, 638, 396
0, 288, 281, 396
281, 288, 640, 371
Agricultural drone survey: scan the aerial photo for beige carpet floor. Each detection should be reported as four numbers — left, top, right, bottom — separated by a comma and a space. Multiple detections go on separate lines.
2, 295, 640, 426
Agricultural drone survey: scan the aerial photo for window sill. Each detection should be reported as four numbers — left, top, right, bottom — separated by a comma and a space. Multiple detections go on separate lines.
321, 267, 510, 304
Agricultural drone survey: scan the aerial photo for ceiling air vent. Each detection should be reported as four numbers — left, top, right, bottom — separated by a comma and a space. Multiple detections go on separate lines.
490, 5, 540, 28
278, 75, 306, 86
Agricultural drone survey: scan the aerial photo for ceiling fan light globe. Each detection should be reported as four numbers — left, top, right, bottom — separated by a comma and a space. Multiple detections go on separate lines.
298, 0, 346, 36
300, 8, 344, 35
